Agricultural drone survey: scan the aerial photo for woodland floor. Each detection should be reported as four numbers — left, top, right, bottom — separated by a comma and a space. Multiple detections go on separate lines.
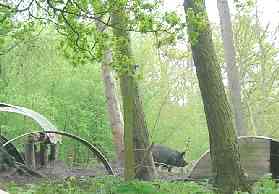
0, 160, 190, 185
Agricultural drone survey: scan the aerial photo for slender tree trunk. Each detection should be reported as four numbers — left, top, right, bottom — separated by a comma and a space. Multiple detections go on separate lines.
184, 1, 250, 193
101, 54, 125, 167
94, 19, 125, 168
255, 10, 267, 135
245, 100, 257, 135
217, 0, 246, 136
111, 8, 156, 181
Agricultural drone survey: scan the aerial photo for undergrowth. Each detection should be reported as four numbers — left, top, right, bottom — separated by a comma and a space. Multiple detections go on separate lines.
4, 176, 279, 194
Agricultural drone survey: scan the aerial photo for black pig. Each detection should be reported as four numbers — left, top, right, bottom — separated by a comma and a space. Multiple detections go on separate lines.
152, 144, 188, 172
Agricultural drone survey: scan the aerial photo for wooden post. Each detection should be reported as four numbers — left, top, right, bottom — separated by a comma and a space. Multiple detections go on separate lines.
49, 144, 58, 161
39, 143, 48, 166
25, 135, 35, 169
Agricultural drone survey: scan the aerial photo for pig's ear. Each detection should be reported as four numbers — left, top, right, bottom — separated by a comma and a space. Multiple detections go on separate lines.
181, 151, 186, 157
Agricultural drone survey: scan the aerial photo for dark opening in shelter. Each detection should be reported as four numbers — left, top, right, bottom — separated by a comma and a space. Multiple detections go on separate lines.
271, 140, 279, 180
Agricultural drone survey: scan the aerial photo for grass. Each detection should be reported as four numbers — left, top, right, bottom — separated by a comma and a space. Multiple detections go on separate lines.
4, 176, 213, 194
3, 176, 279, 194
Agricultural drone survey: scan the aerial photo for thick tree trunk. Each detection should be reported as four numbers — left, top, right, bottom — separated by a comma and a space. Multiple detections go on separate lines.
184, 1, 250, 193
119, 75, 136, 180
217, 0, 246, 136
131, 80, 156, 180
111, 8, 156, 181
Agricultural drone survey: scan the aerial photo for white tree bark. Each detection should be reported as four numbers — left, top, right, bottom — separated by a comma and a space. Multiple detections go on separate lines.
94, 22, 125, 167
217, 0, 246, 136
101, 50, 124, 167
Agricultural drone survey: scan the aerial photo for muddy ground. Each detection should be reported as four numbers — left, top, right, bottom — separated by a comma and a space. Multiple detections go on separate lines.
0, 160, 191, 185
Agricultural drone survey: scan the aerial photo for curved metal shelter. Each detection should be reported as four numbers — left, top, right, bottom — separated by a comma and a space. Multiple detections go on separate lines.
0, 103, 114, 175
2, 131, 114, 175
0, 103, 60, 144
189, 136, 279, 181
0, 134, 25, 164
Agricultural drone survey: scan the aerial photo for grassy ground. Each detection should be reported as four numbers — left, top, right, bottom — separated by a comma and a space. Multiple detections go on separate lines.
2, 176, 279, 194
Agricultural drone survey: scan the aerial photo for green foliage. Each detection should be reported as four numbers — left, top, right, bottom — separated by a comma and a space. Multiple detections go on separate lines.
5, 176, 214, 194
232, 14, 279, 137
164, 12, 180, 27
234, 0, 255, 13
185, 8, 208, 45
131, 34, 209, 160
111, 34, 133, 75
113, 181, 160, 194
138, 14, 154, 33
251, 177, 279, 194
1, 0, 184, 79
0, 0, 278, 186
5, 176, 279, 194
0, 27, 114, 160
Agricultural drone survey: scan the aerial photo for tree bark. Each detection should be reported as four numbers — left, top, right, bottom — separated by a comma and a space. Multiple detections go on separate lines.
93, 14, 125, 169
97, 28, 125, 168
217, 0, 246, 136
184, 1, 250, 193
101, 56, 125, 166
111, 8, 156, 181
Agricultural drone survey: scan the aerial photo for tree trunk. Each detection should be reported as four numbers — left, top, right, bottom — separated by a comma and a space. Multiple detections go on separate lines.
217, 0, 246, 136
94, 17, 125, 169
183, 1, 250, 193
111, 8, 156, 181
119, 75, 136, 180
101, 57, 125, 166
131, 80, 156, 180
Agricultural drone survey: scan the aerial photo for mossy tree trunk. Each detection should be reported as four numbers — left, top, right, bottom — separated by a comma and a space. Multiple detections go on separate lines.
111, 7, 156, 181
183, 0, 250, 193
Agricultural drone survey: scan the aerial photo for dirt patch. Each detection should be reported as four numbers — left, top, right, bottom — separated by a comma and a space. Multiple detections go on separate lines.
0, 160, 113, 184
0, 160, 191, 185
